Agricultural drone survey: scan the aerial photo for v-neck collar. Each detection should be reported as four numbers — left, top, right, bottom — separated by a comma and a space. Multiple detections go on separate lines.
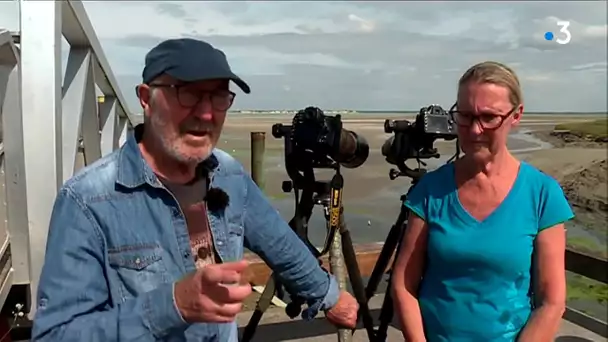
450, 162, 525, 226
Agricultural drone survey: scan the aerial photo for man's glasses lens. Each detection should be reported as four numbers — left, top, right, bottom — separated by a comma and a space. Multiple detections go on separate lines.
177, 88, 235, 110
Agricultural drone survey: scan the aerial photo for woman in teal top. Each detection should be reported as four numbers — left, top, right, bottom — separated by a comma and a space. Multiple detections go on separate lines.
391, 61, 574, 342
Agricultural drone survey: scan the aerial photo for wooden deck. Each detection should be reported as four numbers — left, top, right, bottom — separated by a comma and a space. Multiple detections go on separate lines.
244, 243, 390, 285
237, 293, 606, 342
243, 243, 608, 341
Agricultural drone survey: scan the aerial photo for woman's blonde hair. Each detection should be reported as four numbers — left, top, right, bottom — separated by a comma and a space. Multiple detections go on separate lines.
458, 61, 523, 107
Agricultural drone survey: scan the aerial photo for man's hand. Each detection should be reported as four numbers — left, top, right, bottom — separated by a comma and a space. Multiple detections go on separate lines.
174, 260, 252, 323
325, 291, 359, 329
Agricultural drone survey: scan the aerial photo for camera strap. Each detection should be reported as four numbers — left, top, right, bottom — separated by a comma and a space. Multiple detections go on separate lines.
328, 170, 344, 239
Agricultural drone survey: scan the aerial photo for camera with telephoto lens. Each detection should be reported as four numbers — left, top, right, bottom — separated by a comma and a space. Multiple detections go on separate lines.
381, 104, 458, 180
272, 107, 369, 183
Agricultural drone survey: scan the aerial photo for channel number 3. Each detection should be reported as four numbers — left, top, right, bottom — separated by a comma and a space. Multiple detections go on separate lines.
556, 21, 571, 45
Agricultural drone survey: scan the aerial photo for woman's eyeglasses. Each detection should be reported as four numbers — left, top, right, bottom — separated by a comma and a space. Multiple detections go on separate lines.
450, 106, 517, 130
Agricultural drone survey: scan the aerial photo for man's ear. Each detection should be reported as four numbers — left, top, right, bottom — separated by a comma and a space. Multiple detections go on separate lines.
136, 84, 151, 109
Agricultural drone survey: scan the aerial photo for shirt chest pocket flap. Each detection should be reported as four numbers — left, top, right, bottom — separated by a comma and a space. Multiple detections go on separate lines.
107, 244, 170, 295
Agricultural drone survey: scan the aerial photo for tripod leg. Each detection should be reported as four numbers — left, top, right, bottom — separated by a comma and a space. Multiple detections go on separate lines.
274, 274, 286, 301
364, 220, 403, 300
339, 228, 379, 341
375, 208, 410, 340
376, 287, 395, 341
241, 273, 278, 342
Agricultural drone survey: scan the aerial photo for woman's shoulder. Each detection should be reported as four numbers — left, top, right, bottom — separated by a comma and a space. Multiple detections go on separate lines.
516, 162, 571, 219
519, 161, 564, 191
518, 162, 574, 229
406, 162, 456, 200
418, 162, 455, 185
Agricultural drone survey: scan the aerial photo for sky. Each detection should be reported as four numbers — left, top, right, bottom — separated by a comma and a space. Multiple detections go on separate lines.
0, 1, 606, 113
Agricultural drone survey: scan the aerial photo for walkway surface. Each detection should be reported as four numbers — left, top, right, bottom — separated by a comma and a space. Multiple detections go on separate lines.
236, 294, 606, 342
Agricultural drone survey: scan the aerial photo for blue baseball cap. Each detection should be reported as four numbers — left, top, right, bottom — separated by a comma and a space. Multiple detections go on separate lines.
142, 38, 251, 94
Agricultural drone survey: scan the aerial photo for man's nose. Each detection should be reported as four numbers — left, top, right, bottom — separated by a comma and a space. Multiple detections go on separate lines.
192, 96, 214, 121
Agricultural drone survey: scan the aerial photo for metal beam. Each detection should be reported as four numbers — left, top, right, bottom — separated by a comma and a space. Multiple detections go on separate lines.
61, 48, 92, 181
62, 0, 136, 126
99, 96, 118, 157
0, 28, 30, 291
80, 53, 102, 166
19, 0, 63, 317
118, 116, 129, 146
0, 29, 25, 314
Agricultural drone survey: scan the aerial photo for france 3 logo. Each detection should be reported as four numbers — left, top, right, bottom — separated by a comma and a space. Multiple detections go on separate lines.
544, 21, 572, 45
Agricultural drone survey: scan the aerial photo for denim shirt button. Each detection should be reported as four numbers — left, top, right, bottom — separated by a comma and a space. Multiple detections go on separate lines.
217, 241, 223, 246
135, 258, 141, 265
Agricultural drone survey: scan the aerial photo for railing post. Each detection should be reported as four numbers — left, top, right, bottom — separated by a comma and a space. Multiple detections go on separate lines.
250, 132, 265, 190
19, 0, 63, 317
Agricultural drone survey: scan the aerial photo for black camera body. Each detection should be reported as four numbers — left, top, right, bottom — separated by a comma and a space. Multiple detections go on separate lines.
275, 107, 341, 169
382, 104, 458, 179
273, 107, 369, 178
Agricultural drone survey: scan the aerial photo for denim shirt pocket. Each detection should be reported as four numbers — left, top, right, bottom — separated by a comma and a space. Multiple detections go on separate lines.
218, 212, 244, 262
210, 173, 247, 262
107, 244, 171, 301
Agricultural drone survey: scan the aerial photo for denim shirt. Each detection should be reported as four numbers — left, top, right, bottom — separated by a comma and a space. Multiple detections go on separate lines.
32, 126, 340, 342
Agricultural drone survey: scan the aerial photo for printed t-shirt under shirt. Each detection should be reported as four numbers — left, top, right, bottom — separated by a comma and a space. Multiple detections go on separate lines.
160, 175, 217, 268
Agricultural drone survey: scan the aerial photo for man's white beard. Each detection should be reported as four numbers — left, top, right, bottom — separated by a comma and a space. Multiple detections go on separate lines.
149, 111, 212, 165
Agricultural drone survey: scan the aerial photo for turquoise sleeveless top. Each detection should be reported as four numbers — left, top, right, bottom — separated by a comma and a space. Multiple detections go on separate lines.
404, 161, 574, 341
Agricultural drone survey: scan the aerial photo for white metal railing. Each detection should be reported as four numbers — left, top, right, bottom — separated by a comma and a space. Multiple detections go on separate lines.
0, 28, 22, 316
0, 0, 135, 318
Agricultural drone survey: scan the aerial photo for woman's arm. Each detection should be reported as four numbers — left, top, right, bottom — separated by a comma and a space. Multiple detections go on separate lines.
391, 212, 429, 342
518, 223, 567, 342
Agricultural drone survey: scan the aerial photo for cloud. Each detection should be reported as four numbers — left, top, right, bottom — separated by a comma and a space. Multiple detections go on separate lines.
0, 1, 606, 112
582, 24, 608, 38
570, 61, 608, 72
348, 14, 376, 33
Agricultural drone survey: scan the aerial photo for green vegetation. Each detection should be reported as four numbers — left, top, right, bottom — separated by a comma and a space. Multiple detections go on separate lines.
566, 272, 608, 305
565, 236, 607, 319
555, 118, 608, 140
567, 236, 608, 259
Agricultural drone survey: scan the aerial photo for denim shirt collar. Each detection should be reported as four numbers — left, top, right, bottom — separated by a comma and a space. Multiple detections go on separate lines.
116, 124, 219, 188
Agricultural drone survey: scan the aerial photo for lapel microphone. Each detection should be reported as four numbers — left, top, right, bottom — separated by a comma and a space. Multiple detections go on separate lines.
205, 187, 230, 212
193, 157, 229, 212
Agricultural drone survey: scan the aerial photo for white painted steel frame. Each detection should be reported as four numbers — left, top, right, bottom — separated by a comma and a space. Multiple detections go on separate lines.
0, 0, 135, 317
0, 29, 22, 315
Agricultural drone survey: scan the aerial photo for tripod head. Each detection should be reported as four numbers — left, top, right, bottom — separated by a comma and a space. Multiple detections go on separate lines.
381, 104, 461, 181
388, 159, 430, 181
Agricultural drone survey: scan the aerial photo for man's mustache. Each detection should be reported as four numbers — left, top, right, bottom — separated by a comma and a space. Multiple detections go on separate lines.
179, 119, 214, 133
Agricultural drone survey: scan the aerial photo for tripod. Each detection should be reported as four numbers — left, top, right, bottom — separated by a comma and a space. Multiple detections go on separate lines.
350, 144, 459, 340
349, 175, 421, 341
241, 167, 379, 342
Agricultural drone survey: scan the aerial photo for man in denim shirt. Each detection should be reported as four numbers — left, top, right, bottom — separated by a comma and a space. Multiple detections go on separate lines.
32, 38, 358, 341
